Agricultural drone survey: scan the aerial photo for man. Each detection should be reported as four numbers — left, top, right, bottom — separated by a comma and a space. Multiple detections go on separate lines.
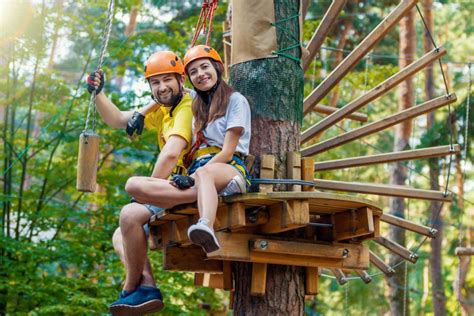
86, 51, 192, 314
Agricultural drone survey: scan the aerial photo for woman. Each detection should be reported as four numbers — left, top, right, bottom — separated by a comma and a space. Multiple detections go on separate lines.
125, 45, 251, 253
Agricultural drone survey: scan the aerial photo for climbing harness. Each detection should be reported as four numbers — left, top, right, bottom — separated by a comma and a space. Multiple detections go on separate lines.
76, 0, 114, 192
191, 0, 219, 47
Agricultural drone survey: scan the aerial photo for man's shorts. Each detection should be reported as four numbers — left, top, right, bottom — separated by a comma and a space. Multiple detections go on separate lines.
142, 204, 165, 235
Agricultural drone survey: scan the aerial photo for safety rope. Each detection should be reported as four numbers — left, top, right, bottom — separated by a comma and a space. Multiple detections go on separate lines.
83, 0, 114, 133
270, 3, 301, 64
191, 0, 218, 47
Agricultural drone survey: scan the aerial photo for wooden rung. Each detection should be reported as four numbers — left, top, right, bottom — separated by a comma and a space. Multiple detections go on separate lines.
251, 263, 267, 296
164, 245, 223, 273
301, 158, 315, 192
305, 267, 319, 295
381, 213, 437, 238
374, 236, 418, 263
333, 207, 374, 241
302, 0, 347, 71
303, 0, 418, 115
455, 247, 474, 256
313, 104, 368, 122
355, 270, 372, 284
302, 46, 446, 138
287, 151, 302, 191
312, 179, 452, 202
314, 144, 460, 171
369, 251, 395, 277
207, 232, 370, 270
302, 94, 457, 156
331, 269, 348, 285
259, 155, 275, 193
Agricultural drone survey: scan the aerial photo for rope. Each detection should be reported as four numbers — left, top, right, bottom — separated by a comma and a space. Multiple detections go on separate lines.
191, 0, 218, 47
83, 0, 114, 133
270, 3, 301, 64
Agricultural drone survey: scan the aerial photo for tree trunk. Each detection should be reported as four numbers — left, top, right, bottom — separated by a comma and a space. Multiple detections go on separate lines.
422, 2, 447, 314
386, 8, 415, 316
229, 0, 305, 314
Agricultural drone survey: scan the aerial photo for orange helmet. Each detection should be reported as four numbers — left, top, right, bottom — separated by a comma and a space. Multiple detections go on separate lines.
144, 51, 185, 79
183, 45, 223, 69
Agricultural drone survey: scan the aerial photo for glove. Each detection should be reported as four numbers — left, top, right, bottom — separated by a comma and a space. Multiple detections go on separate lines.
86, 70, 105, 94
171, 175, 195, 190
126, 111, 145, 136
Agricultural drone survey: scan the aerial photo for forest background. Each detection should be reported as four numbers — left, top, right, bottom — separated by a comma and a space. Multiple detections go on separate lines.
0, 0, 473, 315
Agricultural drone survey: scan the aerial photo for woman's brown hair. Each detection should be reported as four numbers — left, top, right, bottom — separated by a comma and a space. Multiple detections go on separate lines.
191, 60, 235, 132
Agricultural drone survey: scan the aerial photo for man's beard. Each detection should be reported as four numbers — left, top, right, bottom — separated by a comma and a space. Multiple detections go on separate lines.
156, 90, 181, 107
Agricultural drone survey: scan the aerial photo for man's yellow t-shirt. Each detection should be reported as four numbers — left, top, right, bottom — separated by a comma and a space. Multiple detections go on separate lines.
144, 93, 193, 173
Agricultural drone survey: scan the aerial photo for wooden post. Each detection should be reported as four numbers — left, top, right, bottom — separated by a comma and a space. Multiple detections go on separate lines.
305, 267, 319, 295
301, 157, 315, 192
76, 132, 100, 192
251, 263, 267, 296
286, 151, 301, 191
259, 155, 275, 193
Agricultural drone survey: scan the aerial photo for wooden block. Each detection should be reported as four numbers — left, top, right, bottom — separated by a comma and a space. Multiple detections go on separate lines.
259, 155, 275, 193
76, 132, 100, 192
207, 232, 369, 270
170, 216, 194, 245
215, 203, 246, 232
148, 225, 162, 250
194, 273, 225, 289
163, 245, 223, 273
287, 151, 302, 191
260, 200, 309, 234
301, 157, 315, 191
305, 267, 319, 295
333, 207, 374, 241
251, 263, 267, 296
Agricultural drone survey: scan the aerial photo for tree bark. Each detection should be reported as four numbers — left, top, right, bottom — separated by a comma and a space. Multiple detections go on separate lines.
229, 0, 305, 314
386, 8, 416, 316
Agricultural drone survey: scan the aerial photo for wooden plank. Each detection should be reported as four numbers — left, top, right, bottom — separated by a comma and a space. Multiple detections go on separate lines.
287, 151, 302, 191
301, 157, 315, 192
303, 0, 418, 115
207, 232, 370, 269
314, 144, 460, 171
223, 261, 233, 290
305, 267, 319, 295
195, 273, 225, 289
311, 179, 452, 202
302, 0, 311, 19
331, 269, 348, 285
313, 104, 368, 122
369, 250, 395, 276
302, 46, 446, 136
169, 216, 194, 245
251, 263, 267, 296
454, 247, 474, 256
381, 213, 437, 238
355, 270, 372, 284
333, 207, 374, 241
374, 236, 418, 263
260, 200, 309, 234
302, 0, 347, 71
259, 155, 275, 193
302, 94, 457, 156
163, 245, 223, 273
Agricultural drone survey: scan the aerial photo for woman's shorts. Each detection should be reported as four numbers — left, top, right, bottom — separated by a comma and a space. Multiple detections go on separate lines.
188, 154, 251, 196
142, 204, 165, 235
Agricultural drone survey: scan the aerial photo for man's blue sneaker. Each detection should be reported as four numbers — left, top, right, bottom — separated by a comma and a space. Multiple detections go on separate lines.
109, 286, 164, 315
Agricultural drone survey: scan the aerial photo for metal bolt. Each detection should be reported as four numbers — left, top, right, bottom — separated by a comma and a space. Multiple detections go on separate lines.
342, 249, 349, 258
259, 240, 268, 250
